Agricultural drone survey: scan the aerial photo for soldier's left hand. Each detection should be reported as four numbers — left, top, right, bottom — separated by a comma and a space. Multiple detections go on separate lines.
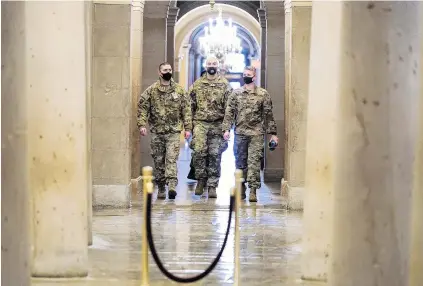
184, 131, 191, 139
270, 135, 279, 144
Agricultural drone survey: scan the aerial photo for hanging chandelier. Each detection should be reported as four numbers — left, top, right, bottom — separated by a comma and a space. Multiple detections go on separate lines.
198, 6, 242, 59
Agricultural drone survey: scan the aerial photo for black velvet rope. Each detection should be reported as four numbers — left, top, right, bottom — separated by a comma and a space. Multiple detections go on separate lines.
146, 193, 235, 283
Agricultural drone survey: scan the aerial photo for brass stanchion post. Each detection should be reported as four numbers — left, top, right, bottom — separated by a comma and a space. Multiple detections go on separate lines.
234, 169, 243, 286
141, 166, 153, 286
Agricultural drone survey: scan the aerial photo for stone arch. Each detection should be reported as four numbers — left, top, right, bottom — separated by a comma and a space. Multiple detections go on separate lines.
174, 3, 261, 88
176, 1, 261, 21
175, 3, 260, 53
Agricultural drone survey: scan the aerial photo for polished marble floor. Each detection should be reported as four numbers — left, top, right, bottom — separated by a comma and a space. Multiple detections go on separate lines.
32, 133, 325, 286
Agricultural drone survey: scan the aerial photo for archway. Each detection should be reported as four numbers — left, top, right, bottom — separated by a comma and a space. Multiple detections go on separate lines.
185, 22, 260, 88
175, 4, 261, 89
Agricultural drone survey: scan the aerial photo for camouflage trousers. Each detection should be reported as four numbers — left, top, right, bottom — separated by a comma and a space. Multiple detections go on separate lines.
234, 134, 264, 189
191, 121, 228, 188
150, 132, 180, 187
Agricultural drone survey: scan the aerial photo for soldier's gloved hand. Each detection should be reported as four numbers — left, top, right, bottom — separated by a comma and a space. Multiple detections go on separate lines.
270, 135, 279, 144
223, 131, 230, 141
140, 128, 147, 136
184, 131, 191, 139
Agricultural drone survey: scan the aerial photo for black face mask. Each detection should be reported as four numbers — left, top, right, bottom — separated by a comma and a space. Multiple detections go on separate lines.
243, 76, 254, 84
161, 72, 172, 81
207, 67, 217, 75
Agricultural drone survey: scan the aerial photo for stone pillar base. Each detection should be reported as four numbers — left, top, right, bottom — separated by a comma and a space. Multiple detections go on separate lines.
283, 182, 304, 211
301, 276, 327, 282
263, 168, 283, 182
281, 178, 289, 196
32, 254, 88, 278
131, 176, 142, 194
93, 184, 131, 208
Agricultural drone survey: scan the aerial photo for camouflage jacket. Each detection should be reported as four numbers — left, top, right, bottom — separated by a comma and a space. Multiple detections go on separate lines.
188, 74, 232, 122
222, 85, 277, 136
137, 79, 192, 134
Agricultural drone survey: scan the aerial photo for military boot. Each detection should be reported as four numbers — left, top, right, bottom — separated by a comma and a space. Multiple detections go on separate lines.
195, 180, 206, 196
208, 187, 217, 198
157, 184, 166, 200
168, 181, 177, 200
241, 183, 247, 200
249, 188, 257, 202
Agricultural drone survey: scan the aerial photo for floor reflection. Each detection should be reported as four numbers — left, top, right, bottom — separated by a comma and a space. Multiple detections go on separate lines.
30, 132, 321, 286
33, 206, 326, 286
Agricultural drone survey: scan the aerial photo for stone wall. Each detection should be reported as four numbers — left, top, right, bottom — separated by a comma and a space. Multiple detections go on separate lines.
1, 2, 31, 284
283, 0, 312, 210
264, 1, 285, 182
130, 1, 145, 191
91, 2, 132, 208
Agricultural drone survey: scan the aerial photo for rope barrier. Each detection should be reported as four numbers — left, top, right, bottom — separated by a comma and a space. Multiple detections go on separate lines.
145, 191, 235, 283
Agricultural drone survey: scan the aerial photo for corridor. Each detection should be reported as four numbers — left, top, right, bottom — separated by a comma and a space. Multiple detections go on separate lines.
33, 134, 306, 286
2, 1, 422, 286
32, 130, 293, 285
33, 196, 311, 286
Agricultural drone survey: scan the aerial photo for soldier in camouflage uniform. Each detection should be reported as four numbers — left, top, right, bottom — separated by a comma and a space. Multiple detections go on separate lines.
222, 66, 279, 202
137, 62, 192, 200
189, 56, 232, 198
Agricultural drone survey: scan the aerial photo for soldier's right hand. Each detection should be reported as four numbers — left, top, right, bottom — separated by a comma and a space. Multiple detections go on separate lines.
223, 131, 230, 141
140, 128, 147, 136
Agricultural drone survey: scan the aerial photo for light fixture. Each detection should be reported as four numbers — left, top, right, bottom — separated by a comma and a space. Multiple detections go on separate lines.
198, 6, 242, 60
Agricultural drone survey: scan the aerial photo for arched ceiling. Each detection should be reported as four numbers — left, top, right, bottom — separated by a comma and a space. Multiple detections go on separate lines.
175, 3, 261, 60
176, 1, 262, 21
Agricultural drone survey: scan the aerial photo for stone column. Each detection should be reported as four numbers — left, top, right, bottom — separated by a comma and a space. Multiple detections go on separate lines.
92, 1, 132, 208
130, 0, 145, 194
257, 8, 267, 88
283, 0, 312, 210
195, 53, 203, 79
166, 6, 179, 73
140, 1, 168, 168
1, 2, 31, 284
283, 4, 291, 190
179, 45, 190, 89
193, 53, 199, 79
26, 1, 88, 276
409, 12, 423, 284
300, 1, 340, 281
142, 1, 167, 87
188, 48, 195, 86
328, 2, 422, 286
174, 55, 181, 83
85, 0, 93, 246
263, 1, 285, 183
